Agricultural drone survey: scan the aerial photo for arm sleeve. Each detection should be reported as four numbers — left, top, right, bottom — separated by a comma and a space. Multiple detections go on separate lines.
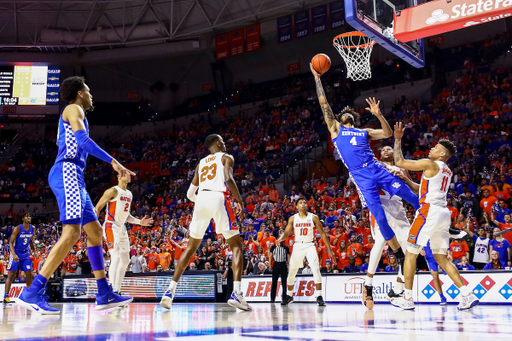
187, 184, 199, 202
74, 129, 114, 163
126, 215, 141, 225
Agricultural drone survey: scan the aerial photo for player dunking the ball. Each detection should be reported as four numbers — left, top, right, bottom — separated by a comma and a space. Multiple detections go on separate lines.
311, 64, 420, 308
160, 134, 251, 311
17, 76, 134, 314
392, 122, 479, 310
278, 198, 335, 306
95, 172, 153, 295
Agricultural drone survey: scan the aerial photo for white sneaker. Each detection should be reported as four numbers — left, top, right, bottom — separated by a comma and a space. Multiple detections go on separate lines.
227, 291, 252, 311
160, 290, 175, 310
458, 292, 479, 311
394, 296, 415, 310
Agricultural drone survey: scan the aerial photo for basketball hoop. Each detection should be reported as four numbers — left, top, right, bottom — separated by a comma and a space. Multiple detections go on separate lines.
333, 32, 375, 81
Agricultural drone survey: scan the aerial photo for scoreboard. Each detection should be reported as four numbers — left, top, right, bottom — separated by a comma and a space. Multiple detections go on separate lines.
0, 66, 60, 106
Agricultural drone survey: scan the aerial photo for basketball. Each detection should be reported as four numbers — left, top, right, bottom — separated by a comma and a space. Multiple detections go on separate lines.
311, 53, 331, 75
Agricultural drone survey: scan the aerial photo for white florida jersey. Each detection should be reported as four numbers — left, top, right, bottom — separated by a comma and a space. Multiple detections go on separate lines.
419, 161, 452, 207
293, 212, 315, 243
197, 152, 227, 192
106, 186, 133, 224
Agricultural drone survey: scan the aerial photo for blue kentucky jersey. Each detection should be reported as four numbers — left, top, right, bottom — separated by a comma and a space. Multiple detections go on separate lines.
14, 224, 33, 253
332, 126, 376, 171
54, 105, 90, 170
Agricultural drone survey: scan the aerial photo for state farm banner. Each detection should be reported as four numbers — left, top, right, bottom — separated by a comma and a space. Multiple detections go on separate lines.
242, 275, 326, 302
246, 24, 260, 52
394, 0, 512, 43
230, 28, 244, 56
215, 33, 229, 60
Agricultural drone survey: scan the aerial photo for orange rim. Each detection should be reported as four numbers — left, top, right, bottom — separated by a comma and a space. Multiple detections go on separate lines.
333, 32, 376, 49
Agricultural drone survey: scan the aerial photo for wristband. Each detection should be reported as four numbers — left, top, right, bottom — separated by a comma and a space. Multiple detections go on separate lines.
74, 129, 114, 163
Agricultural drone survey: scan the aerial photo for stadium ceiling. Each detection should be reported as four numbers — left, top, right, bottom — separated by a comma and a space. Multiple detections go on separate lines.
0, 0, 328, 52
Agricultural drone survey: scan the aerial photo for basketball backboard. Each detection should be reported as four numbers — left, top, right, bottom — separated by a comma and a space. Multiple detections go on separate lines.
344, 0, 425, 68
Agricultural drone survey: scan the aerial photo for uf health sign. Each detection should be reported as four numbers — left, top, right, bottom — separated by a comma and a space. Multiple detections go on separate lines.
394, 0, 512, 42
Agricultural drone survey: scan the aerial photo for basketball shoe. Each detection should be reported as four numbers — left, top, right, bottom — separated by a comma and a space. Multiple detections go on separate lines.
457, 292, 479, 311
362, 285, 374, 309
17, 288, 60, 315
160, 290, 175, 310
95, 285, 133, 311
228, 291, 252, 311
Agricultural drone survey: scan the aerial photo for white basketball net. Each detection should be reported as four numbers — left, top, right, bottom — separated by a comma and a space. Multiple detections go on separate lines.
333, 33, 375, 81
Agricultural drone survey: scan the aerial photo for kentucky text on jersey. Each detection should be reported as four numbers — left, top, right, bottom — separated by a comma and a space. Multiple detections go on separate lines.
333, 127, 375, 171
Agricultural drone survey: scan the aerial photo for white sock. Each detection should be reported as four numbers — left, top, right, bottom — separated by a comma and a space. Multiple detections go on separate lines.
365, 276, 373, 286
287, 289, 293, 296
404, 289, 413, 299
459, 285, 471, 296
314, 289, 320, 298
395, 282, 404, 293
234, 281, 241, 294
168, 280, 177, 293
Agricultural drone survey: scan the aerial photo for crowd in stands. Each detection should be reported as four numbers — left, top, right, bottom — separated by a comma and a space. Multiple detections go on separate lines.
1, 52, 512, 283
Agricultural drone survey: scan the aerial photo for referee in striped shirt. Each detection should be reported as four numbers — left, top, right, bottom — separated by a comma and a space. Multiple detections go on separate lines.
269, 240, 290, 303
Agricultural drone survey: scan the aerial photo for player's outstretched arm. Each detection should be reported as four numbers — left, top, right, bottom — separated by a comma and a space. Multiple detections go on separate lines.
393, 122, 439, 173
64, 104, 135, 178
313, 215, 336, 261
222, 154, 244, 219
278, 216, 294, 243
364, 97, 393, 140
94, 187, 118, 217
310, 63, 339, 138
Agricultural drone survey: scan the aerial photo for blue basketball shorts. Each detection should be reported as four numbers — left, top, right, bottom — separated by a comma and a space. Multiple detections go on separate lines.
349, 162, 406, 209
7, 252, 32, 272
49, 162, 97, 226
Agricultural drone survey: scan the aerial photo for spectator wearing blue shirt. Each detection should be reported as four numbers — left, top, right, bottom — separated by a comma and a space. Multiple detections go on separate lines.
244, 223, 258, 241
360, 256, 369, 273
456, 256, 475, 271
324, 209, 336, 227
494, 199, 511, 223
385, 255, 399, 272
483, 251, 508, 270
253, 217, 265, 232
343, 256, 361, 273
456, 175, 476, 196
490, 227, 511, 265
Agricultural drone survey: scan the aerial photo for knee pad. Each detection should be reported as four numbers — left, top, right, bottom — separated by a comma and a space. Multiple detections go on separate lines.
406, 242, 423, 255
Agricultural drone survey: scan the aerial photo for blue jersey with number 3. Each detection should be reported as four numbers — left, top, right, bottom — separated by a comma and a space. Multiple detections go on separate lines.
332, 126, 375, 171
14, 224, 33, 254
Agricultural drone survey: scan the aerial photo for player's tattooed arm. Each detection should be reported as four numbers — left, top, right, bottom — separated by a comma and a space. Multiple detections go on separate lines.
393, 122, 439, 174
311, 63, 338, 137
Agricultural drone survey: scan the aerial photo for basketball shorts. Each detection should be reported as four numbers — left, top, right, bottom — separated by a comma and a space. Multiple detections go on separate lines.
408, 204, 450, 251
289, 242, 319, 270
104, 221, 130, 252
7, 252, 32, 272
349, 162, 407, 209
189, 190, 240, 240
370, 205, 409, 244
49, 162, 97, 226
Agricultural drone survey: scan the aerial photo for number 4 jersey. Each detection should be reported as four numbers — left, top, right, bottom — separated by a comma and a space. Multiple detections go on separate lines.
293, 212, 315, 243
418, 161, 452, 207
105, 186, 133, 224
197, 152, 227, 192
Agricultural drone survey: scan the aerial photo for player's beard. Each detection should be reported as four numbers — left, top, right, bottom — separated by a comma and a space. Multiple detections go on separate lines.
87, 105, 95, 112
341, 115, 354, 125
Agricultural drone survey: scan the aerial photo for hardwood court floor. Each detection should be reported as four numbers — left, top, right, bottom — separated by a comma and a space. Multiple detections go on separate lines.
1, 302, 510, 340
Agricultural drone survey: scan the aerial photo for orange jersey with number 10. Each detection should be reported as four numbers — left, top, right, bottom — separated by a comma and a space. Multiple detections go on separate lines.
293, 212, 315, 243
106, 186, 133, 223
197, 152, 227, 192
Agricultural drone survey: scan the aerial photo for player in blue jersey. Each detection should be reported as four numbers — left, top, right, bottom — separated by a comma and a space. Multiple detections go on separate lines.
311, 64, 420, 307
17, 76, 135, 314
3, 213, 35, 304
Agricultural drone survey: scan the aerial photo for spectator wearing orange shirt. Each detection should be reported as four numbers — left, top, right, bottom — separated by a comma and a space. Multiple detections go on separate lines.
158, 245, 172, 271
494, 181, 511, 201
259, 229, 277, 256
480, 189, 498, 215
147, 247, 160, 272
347, 234, 364, 266
480, 179, 495, 197
447, 197, 459, 219
492, 213, 512, 246
449, 239, 470, 265
336, 240, 350, 271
